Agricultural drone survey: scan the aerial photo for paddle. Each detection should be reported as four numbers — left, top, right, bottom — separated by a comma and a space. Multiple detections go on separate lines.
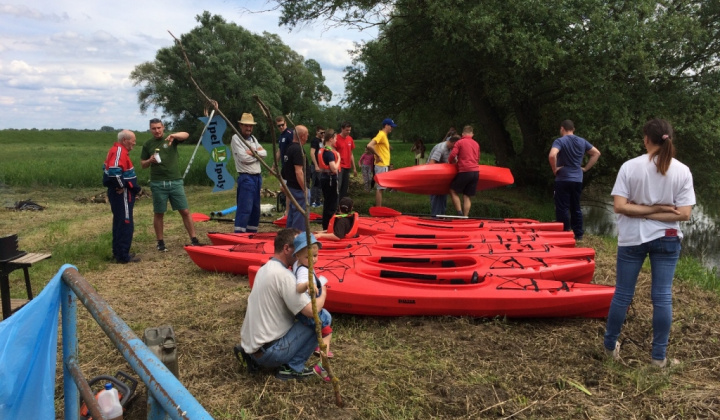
368, 206, 524, 222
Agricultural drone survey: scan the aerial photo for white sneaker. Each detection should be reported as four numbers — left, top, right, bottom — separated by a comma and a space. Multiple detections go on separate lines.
604, 342, 620, 361
651, 358, 679, 369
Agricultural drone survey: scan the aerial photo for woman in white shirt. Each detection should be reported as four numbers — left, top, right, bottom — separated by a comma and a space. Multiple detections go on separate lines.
603, 118, 695, 368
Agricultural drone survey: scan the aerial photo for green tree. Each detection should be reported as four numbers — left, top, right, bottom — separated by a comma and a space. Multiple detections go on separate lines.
130, 11, 331, 141
272, 0, 720, 191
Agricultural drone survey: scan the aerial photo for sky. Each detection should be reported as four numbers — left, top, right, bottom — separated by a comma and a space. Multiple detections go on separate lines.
0, 1, 377, 130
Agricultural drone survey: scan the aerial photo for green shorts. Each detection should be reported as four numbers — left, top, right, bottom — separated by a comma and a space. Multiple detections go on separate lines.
150, 180, 189, 213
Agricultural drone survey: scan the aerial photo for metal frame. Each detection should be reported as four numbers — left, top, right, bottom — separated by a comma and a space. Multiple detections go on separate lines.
60, 267, 212, 419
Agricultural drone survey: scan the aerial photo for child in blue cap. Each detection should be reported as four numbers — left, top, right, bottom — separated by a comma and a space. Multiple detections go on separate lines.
292, 233, 334, 363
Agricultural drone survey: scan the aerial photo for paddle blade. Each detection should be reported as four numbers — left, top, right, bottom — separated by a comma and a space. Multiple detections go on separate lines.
192, 213, 211, 222
369, 206, 402, 217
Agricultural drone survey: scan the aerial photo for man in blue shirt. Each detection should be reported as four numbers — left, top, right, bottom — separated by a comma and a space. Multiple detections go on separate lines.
548, 120, 601, 240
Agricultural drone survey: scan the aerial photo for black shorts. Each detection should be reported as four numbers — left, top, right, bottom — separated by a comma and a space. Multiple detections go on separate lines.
450, 171, 479, 196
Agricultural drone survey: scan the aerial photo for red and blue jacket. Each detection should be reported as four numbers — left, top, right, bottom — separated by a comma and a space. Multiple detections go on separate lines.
103, 142, 141, 195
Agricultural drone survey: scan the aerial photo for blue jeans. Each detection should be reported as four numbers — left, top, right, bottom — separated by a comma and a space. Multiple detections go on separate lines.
286, 187, 308, 231
604, 236, 681, 361
553, 180, 584, 239
429, 194, 448, 216
296, 308, 332, 330
234, 174, 262, 233
254, 322, 317, 372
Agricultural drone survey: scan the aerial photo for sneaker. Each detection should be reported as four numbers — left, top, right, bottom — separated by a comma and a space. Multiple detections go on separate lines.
275, 364, 314, 380
604, 341, 620, 361
190, 237, 202, 246
313, 363, 331, 382
157, 240, 168, 252
233, 344, 259, 374
116, 255, 141, 264
650, 358, 679, 369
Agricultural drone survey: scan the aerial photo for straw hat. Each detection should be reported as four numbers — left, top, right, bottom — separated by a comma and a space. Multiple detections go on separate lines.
238, 113, 257, 125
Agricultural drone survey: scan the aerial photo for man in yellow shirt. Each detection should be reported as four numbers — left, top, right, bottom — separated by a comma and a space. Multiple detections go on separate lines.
367, 118, 397, 206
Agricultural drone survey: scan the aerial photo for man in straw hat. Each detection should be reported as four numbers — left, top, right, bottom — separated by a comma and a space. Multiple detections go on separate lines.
231, 112, 268, 233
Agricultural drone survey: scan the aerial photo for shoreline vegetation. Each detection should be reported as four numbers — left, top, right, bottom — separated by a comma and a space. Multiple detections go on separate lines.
1, 131, 718, 418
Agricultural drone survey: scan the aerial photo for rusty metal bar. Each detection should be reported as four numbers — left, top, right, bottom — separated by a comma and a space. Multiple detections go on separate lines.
60, 267, 211, 420
65, 357, 106, 420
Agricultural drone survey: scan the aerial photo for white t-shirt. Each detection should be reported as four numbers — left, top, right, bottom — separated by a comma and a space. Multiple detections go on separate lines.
612, 154, 695, 246
240, 258, 310, 353
292, 261, 328, 294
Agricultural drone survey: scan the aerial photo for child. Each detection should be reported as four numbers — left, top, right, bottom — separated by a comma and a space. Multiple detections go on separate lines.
410, 137, 426, 165
292, 233, 334, 363
315, 197, 358, 241
358, 147, 375, 192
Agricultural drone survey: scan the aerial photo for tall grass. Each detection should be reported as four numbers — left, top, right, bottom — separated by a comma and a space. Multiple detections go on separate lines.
0, 130, 497, 188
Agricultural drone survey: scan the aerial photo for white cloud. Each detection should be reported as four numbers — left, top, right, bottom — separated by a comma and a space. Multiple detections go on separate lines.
0, 0, 376, 129
0, 4, 69, 22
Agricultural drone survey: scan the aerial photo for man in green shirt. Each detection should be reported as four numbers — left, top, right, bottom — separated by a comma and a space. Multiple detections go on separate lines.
140, 118, 200, 251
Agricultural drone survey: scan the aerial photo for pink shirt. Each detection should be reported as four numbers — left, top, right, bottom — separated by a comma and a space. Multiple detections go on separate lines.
448, 136, 480, 172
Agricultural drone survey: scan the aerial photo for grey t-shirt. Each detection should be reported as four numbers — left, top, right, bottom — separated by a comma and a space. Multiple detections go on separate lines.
240, 258, 310, 353
427, 141, 452, 164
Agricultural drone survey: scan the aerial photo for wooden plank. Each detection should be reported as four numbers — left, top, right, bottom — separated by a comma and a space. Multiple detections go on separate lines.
9, 253, 52, 265
10, 298, 29, 312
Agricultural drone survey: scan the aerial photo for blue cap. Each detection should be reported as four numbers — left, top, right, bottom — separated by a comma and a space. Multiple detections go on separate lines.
382, 118, 397, 128
104, 383, 113, 390
293, 233, 322, 256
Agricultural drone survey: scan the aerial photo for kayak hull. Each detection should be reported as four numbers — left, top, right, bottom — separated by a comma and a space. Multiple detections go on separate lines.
190, 244, 594, 283
247, 265, 612, 318
374, 163, 514, 195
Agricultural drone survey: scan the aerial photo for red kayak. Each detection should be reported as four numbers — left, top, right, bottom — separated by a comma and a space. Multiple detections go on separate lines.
272, 212, 322, 227
246, 265, 612, 318
207, 231, 593, 258
208, 229, 576, 248
187, 244, 594, 282
374, 163, 514, 195
356, 215, 566, 235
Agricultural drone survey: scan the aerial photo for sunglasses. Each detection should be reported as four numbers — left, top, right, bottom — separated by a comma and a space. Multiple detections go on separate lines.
318, 132, 325, 136
277, 124, 285, 128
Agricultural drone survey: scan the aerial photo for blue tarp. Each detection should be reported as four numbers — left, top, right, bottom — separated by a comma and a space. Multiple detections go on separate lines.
0, 264, 73, 419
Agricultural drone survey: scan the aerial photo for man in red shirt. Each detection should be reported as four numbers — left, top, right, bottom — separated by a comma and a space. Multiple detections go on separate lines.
335, 121, 357, 201
448, 125, 480, 216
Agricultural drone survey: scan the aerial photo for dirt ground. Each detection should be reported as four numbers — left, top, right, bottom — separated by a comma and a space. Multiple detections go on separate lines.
71, 230, 720, 419
3, 187, 719, 419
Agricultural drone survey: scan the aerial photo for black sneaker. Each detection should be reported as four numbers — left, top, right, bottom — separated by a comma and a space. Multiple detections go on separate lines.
190, 237, 202, 246
234, 344, 259, 374
275, 364, 314, 380
157, 240, 168, 252
116, 255, 141, 264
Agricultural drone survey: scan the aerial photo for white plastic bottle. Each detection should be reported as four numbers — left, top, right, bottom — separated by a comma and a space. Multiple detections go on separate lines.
97, 383, 123, 420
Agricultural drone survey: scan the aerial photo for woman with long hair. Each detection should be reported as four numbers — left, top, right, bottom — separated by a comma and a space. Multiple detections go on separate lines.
603, 118, 695, 368
318, 129, 341, 230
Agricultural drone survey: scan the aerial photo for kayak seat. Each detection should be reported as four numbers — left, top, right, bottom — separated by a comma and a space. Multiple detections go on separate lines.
466, 244, 474, 249
380, 270, 436, 280
450, 279, 464, 284
470, 271, 479, 284
441, 260, 456, 268
393, 244, 438, 249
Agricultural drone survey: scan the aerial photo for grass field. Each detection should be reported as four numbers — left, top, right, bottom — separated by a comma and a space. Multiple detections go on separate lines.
1, 130, 719, 419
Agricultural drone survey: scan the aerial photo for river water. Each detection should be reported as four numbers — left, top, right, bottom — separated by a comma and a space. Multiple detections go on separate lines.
582, 194, 720, 275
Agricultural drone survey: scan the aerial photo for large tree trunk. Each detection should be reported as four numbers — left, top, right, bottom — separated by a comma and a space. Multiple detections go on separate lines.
513, 100, 548, 187
464, 76, 514, 165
